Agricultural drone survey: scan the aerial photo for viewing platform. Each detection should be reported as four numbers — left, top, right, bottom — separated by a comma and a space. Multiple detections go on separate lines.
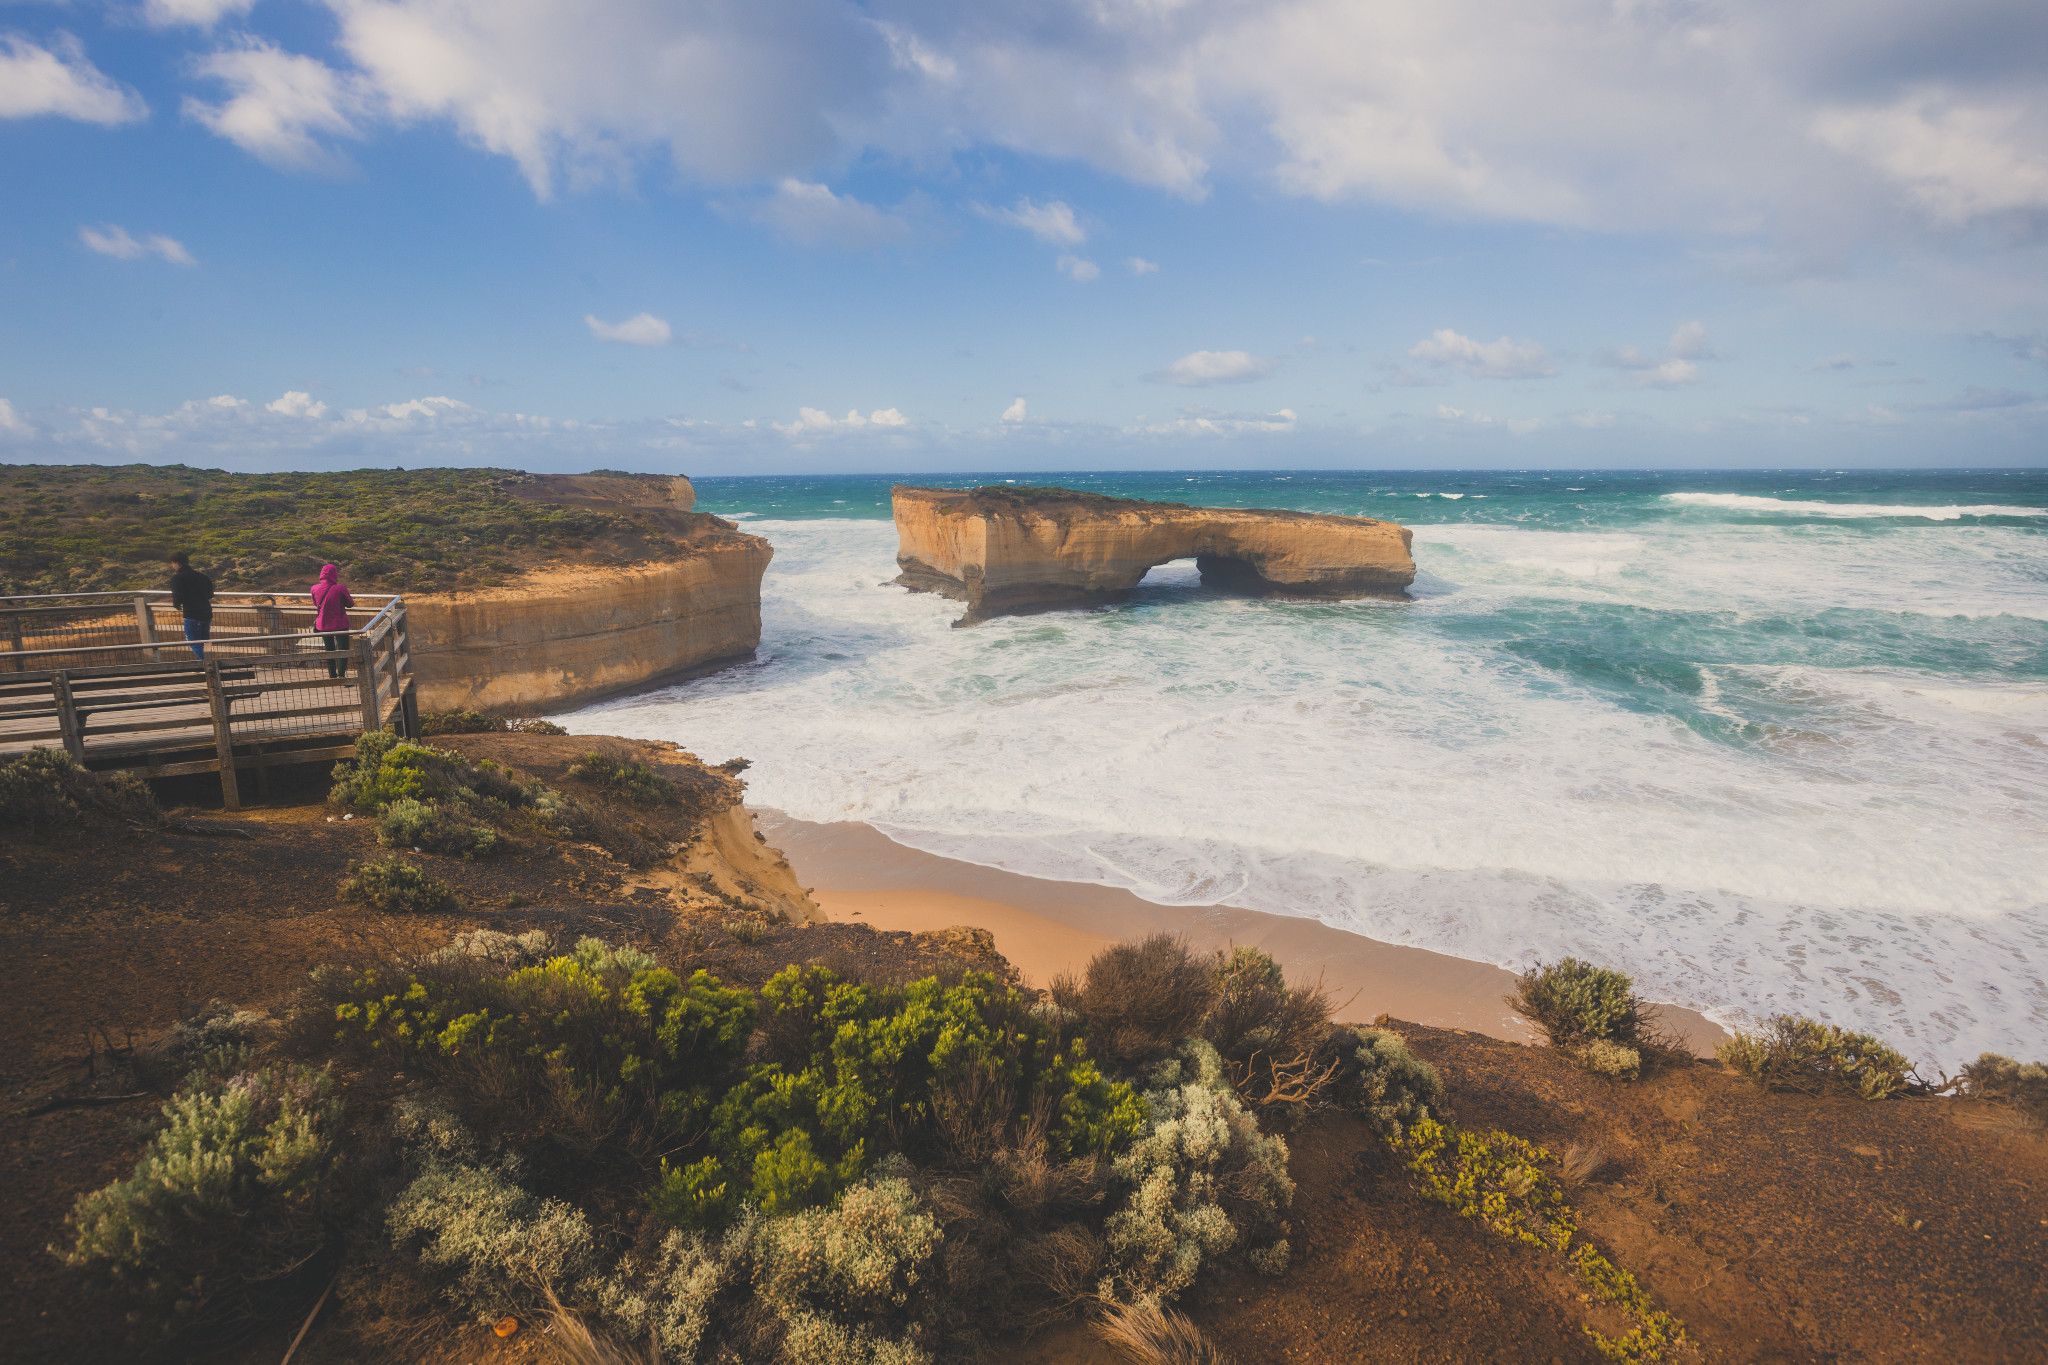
0, 590, 417, 809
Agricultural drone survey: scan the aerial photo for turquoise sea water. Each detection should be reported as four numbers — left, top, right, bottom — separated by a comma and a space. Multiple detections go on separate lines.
574, 470, 2048, 1068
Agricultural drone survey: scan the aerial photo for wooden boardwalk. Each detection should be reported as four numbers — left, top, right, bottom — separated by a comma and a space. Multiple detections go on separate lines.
1, 591, 417, 809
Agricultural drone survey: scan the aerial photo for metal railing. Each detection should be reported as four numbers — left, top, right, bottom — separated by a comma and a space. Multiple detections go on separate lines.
0, 590, 417, 809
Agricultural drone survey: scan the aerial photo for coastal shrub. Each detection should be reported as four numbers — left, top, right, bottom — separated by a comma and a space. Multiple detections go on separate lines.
723, 918, 764, 945
1200, 947, 1334, 1106
1321, 1025, 1447, 1141
568, 751, 679, 806
592, 1214, 762, 1362
696, 967, 1143, 1222
1054, 934, 1216, 1070
418, 708, 504, 736
384, 1096, 603, 1322
1717, 1015, 1911, 1100
62, 1059, 343, 1341
754, 1176, 942, 1361
1570, 1039, 1643, 1081
339, 856, 460, 914
1104, 1040, 1293, 1301
0, 747, 159, 836
1394, 1116, 1685, 1362
1957, 1053, 2048, 1117
1508, 958, 1647, 1050
375, 796, 506, 859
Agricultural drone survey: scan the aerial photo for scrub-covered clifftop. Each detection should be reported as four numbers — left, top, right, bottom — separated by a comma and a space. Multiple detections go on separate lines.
892, 484, 1416, 624
0, 463, 772, 712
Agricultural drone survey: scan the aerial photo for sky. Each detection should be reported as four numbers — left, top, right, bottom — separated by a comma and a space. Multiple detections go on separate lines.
1, 0, 2046, 474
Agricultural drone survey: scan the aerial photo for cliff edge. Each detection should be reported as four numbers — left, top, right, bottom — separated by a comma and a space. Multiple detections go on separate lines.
893, 485, 1415, 624
408, 474, 771, 713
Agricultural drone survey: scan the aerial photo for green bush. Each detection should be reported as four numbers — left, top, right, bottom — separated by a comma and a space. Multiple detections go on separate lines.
1571, 1039, 1643, 1081
1322, 1025, 1446, 1140
1717, 1015, 1912, 1100
696, 966, 1143, 1223
1958, 1052, 2048, 1116
375, 796, 505, 859
1508, 958, 1647, 1050
62, 1059, 343, 1341
323, 937, 756, 1156
339, 856, 460, 913
1104, 1039, 1293, 1301
0, 748, 159, 836
568, 750, 679, 805
418, 708, 506, 736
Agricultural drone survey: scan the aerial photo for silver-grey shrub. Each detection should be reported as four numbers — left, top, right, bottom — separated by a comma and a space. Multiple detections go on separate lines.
755, 1176, 943, 1365
62, 1060, 342, 1340
1323, 1025, 1448, 1140
1104, 1039, 1294, 1301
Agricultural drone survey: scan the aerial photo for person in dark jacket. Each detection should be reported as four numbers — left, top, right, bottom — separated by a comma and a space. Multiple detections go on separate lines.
310, 563, 355, 679
167, 551, 214, 658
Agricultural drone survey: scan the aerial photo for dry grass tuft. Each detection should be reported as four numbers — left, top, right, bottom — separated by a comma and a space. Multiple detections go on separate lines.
1558, 1143, 1608, 1187
1094, 1299, 1231, 1365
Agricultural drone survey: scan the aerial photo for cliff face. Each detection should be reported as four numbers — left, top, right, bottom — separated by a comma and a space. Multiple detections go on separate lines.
893, 486, 1415, 624
408, 515, 770, 713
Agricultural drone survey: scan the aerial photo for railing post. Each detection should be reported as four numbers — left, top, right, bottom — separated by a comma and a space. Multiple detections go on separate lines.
51, 670, 86, 761
262, 601, 282, 641
205, 659, 241, 811
354, 634, 380, 735
5, 612, 23, 673
132, 595, 162, 663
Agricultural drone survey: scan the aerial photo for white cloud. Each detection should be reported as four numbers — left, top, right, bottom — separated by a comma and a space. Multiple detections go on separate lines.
1596, 321, 1716, 387
0, 33, 146, 125
1128, 257, 1159, 275
751, 179, 913, 249
1409, 329, 1557, 379
1813, 94, 2048, 223
267, 390, 328, 418
1055, 254, 1100, 282
1435, 404, 1543, 435
0, 398, 29, 435
185, 39, 367, 172
1001, 397, 1027, 423
980, 197, 1085, 245
143, 0, 259, 28
78, 224, 197, 266
1148, 350, 1276, 386
585, 313, 672, 346
772, 406, 909, 435
349, 396, 471, 421
1131, 407, 1297, 435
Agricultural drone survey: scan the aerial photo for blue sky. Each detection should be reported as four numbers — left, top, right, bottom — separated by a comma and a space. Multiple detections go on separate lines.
2, 0, 2046, 473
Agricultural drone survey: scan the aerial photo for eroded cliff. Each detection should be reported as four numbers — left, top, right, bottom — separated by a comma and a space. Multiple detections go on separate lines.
893, 485, 1415, 623
409, 478, 770, 712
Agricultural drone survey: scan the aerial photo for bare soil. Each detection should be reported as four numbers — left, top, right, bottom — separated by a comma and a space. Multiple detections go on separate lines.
4, 734, 2043, 1365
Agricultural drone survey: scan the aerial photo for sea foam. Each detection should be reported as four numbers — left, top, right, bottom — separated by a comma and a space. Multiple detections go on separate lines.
577, 499, 2048, 1071
1666, 492, 2047, 519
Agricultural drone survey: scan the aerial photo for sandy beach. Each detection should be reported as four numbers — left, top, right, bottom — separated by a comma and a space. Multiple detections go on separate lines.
758, 811, 1729, 1054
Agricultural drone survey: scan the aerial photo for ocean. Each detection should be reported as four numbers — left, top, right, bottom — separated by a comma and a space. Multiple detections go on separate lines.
571, 470, 2048, 1071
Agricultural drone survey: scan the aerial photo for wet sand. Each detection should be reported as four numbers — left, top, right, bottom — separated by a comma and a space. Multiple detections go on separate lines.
758, 812, 1729, 1054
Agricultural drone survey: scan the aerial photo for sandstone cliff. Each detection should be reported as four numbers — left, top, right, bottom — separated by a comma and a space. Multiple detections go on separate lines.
893, 485, 1415, 624
408, 477, 770, 712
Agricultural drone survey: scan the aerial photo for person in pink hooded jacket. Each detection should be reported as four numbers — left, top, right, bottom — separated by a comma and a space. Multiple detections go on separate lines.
311, 564, 355, 679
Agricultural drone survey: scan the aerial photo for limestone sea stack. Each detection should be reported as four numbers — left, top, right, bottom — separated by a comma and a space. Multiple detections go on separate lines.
408, 474, 771, 712
892, 485, 1416, 625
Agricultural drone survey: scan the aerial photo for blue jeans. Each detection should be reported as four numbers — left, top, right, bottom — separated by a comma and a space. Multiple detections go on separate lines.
183, 617, 210, 658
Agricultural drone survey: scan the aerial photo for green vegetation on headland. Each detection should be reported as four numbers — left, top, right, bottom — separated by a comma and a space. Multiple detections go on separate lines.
8, 741, 2043, 1363
0, 464, 688, 595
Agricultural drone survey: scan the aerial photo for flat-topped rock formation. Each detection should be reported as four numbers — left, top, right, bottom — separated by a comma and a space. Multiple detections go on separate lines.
892, 485, 1415, 624
409, 476, 772, 712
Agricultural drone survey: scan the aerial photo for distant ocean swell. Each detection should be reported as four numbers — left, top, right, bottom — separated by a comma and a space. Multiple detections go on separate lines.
579, 472, 2048, 1071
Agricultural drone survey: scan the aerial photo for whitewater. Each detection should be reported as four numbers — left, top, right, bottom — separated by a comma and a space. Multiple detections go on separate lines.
573, 470, 2048, 1071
